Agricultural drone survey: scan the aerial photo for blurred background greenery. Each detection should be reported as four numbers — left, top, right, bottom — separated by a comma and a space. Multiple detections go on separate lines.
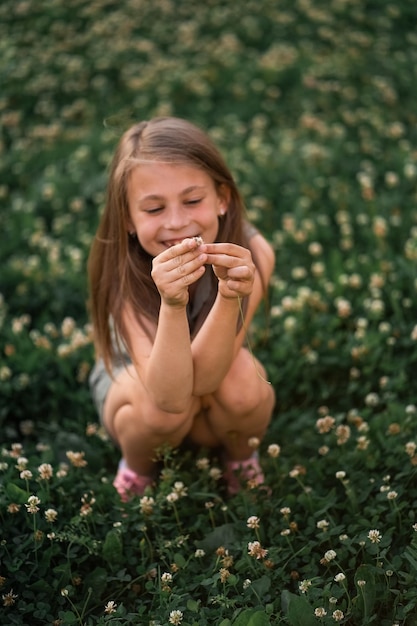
1, 0, 417, 450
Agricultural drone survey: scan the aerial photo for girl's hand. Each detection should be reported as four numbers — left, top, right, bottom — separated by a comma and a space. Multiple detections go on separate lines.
203, 242, 255, 299
151, 238, 207, 307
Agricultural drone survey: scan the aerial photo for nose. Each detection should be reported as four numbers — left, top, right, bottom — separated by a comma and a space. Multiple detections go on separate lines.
165, 205, 189, 230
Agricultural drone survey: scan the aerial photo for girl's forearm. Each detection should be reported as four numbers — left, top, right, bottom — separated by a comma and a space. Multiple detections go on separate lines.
144, 303, 194, 413
191, 294, 241, 395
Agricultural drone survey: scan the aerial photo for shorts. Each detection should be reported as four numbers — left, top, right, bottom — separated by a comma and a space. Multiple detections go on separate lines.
89, 357, 131, 423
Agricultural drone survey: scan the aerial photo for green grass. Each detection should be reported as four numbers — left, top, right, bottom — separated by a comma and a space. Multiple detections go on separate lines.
1, 0, 417, 624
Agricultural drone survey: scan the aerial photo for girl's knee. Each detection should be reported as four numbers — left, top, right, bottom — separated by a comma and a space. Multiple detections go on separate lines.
216, 352, 273, 416
144, 407, 194, 437
114, 400, 195, 440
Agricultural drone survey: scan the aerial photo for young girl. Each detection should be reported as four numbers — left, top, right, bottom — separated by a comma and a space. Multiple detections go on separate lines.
88, 117, 275, 500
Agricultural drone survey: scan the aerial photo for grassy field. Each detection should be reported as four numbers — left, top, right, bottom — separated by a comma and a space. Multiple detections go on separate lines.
1, 0, 417, 624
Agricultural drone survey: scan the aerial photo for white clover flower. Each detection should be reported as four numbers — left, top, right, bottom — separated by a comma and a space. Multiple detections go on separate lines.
308, 242, 323, 256
405, 442, 416, 457
173, 481, 188, 497
194, 549, 205, 558
283, 315, 298, 333
334, 573, 346, 583
311, 261, 325, 277
169, 609, 183, 625
316, 416, 335, 434
299, 579, 312, 593
324, 550, 337, 561
2, 589, 18, 606
139, 496, 155, 515
292, 266, 307, 280
161, 572, 173, 583
61, 316, 76, 338
10, 443, 24, 458
368, 529, 382, 543
243, 579, 252, 589
365, 392, 379, 407
209, 467, 222, 480
305, 350, 318, 364
335, 297, 352, 318
317, 519, 329, 530
0, 366, 12, 381
335, 471, 346, 480
104, 600, 117, 614
378, 321, 391, 333
38, 463, 53, 480
247, 516, 260, 529
25, 495, 40, 514
336, 424, 351, 445
357, 579, 366, 587
166, 492, 179, 504
267, 443, 281, 458
281, 296, 296, 312
66, 451, 87, 467
387, 490, 398, 500
20, 470, 33, 480
373, 216, 388, 236
357, 436, 370, 450
315, 607, 327, 617
385, 171, 399, 187
196, 457, 210, 470
45, 508, 58, 523
332, 609, 344, 622
247, 541, 268, 559
16, 457, 28, 470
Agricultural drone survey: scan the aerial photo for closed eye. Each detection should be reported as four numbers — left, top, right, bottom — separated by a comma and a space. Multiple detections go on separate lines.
185, 198, 202, 206
145, 206, 163, 214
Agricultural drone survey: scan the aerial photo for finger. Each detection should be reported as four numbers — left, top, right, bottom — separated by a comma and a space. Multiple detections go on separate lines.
167, 264, 206, 293
225, 265, 254, 280
205, 253, 244, 269
167, 237, 202, 259
202, 242, 243, 255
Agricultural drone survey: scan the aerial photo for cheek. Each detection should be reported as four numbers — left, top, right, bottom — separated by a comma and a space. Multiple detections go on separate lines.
133, 220, 155, 251
202, 219, 220, 243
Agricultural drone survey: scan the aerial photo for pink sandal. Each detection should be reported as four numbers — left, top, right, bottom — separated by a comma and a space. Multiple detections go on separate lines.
113, 460, 154, 502
223, 452, 265, 495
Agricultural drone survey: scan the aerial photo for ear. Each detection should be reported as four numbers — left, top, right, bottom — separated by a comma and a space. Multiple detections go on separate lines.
217, 184, 231, 215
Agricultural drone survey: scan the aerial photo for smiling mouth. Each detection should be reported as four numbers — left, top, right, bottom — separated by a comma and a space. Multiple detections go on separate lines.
164, 237, 200, 248
164, 239, 183, 248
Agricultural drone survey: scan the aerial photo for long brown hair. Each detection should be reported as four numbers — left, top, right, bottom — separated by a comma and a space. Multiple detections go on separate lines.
88, 117, 253, 369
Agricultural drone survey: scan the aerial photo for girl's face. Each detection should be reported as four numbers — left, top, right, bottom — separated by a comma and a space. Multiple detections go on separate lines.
127, 162, 229, 257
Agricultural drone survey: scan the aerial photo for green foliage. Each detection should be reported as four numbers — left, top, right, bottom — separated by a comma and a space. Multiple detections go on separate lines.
1, 0, 417, 624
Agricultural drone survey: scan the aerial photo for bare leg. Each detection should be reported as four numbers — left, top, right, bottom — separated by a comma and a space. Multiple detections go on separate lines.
188, 348, 275, 460
103, 364, 201, 476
